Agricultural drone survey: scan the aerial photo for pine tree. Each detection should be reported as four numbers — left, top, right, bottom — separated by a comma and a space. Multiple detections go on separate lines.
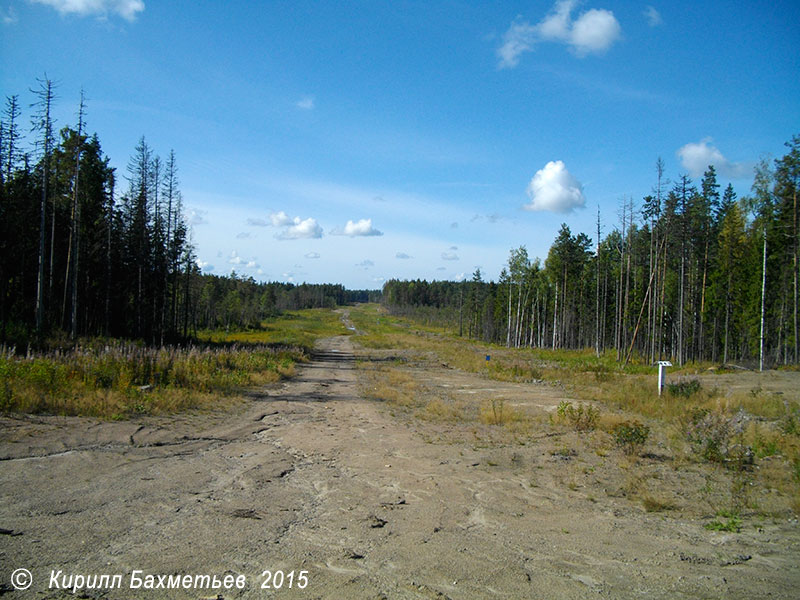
3, 95, 22, 181
716, 202, 747, 363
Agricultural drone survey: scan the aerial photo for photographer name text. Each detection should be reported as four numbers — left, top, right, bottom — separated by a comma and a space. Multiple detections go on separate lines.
41, 569, 309, 593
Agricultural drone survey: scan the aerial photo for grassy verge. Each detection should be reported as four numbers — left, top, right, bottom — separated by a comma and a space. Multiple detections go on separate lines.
351, 303, 800, 517
1, 308, 347, 419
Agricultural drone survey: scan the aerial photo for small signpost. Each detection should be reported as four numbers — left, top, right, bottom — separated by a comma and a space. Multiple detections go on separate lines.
656, 360, 672, 396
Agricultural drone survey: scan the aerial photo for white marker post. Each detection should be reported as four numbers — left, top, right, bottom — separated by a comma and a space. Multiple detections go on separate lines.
656, 361, 672, 396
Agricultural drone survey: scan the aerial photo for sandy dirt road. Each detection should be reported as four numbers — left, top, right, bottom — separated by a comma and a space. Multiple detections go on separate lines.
1, 333, 799, 599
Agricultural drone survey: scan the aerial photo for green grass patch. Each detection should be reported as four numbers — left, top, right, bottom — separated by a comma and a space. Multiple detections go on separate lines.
704, 511, 742, 532
199, 308, 348, 350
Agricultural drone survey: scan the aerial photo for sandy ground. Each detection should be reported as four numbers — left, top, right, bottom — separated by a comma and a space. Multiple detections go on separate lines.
1, 332, 799, 599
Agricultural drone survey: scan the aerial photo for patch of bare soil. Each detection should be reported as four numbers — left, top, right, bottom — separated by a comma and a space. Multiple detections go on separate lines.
1, 335, 799, 599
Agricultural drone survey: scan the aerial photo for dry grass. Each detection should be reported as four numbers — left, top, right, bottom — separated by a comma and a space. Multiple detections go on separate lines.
0, 308, 347, 419
349, 303, 800, 517
0, 343, 298, 418
478, 397, 525, 426
359, 364, 420, 409
424, 397, 470, 422
358, 361, 530, 429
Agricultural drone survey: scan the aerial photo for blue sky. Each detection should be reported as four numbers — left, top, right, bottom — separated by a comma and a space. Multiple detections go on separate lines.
2, 1, 798, 289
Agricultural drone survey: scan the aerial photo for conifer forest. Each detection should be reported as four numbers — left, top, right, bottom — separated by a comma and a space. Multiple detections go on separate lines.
1, 80, 798, 369
383, 146, 800, 369
0, 80, 373, 348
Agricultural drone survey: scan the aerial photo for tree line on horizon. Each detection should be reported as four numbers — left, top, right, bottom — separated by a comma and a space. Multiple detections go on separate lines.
382, 137, 800, 369
0, 78, 373, 349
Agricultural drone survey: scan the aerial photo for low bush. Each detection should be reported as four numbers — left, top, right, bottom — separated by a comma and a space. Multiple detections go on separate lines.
612, 420, 650, 456
667, 378, 702, 398
685, 408, 732, 463
556, 400, 598, 432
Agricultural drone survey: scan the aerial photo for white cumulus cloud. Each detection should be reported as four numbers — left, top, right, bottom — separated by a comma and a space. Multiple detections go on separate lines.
269, 211, 294, 227
525, 160, 586, 213
569, 8, 621, 56
30, 0, 144, 20
396, 252, 412, 259
677, 138, 751, 179
276, 217, 323, 240
227, 251, 259, 269
247, 217, 268, 227
267, 211, 323, 240
305, 252, 320, 259
332, 218, 383, 237
497, 0, 621, 68
441, 251, 460, 261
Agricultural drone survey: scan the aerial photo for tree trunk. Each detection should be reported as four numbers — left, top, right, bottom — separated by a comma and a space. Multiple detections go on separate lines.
552, 283, 558, 350
698, 238, 709, 361
34, 78, 55, 334
794, 187, 798, 363
760, 224, 767, 372
596, 207, 601, 357
71, 96, 85, 339
506, 277, 512, 347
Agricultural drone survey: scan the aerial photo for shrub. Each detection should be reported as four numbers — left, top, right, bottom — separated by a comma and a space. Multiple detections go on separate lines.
556, 401, 598, 432
612, 420, 650, 456
685, 408, 755, 468
667, 378, 701, 398
685, 408, 731, 463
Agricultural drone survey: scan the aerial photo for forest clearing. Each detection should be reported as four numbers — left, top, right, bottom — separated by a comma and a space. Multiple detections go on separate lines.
1, 305, 799, 599
4, 4, 800, 598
